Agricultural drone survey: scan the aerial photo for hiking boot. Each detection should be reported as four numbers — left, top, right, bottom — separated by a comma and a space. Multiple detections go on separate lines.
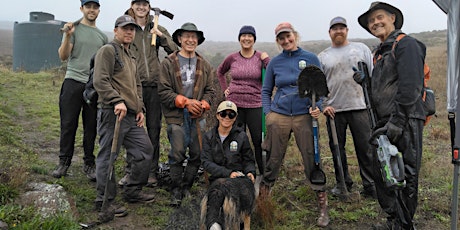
52, 164, 69, 178
83, 164, 96, 182
170, 188, 182, 207
123, 191, 155, 203
146, 174, 158, 187
118, 174, 128, 187
95, 201, 128, 218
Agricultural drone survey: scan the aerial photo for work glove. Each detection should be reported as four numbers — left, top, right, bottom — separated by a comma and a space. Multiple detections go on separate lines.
187, 99, 204, 118
369, 121, 403, 145
352, 67, 365, 84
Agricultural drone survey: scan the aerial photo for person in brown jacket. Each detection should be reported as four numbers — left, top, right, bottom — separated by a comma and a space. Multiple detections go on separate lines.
118, 0, 178, 188
158, 22, 215, 207
93, 15, 154, 217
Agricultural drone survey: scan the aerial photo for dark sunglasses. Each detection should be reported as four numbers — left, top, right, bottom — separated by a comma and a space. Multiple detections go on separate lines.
218, 110, 237, 119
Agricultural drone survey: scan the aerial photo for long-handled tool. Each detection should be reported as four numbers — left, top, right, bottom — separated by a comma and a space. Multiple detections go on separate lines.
59, 18, 82, 33
150, 7, 174, 46
328, 116, 360, 202
80, 115, 121, 228
298, 65, 329, 185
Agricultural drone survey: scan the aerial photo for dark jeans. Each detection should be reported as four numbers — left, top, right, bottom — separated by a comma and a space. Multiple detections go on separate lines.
95, 109, 153, 202
373, 118, 424, 229
58, 79, 97, 166
325, 109, 374, 190
143, 85, 162, 173
235, 107, 263, 175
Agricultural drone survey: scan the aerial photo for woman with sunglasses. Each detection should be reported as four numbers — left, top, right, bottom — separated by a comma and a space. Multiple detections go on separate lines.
201, 100, 256, 184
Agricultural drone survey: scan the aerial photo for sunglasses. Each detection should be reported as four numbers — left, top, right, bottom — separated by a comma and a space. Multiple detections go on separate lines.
218, 110, 237, 119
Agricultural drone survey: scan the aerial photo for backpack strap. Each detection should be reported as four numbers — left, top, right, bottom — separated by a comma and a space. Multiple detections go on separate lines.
109, 42, 124, 68
391, 33, 406, 59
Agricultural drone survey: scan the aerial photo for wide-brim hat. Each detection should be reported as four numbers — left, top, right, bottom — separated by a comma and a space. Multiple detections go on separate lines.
172, 22, 205, 47
358, 1, 403, 35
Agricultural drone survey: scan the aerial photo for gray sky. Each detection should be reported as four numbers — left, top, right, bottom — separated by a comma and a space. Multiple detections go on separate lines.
2, 0, 447, 42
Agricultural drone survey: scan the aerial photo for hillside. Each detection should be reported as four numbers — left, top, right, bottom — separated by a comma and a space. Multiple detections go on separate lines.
0, 28, 447, 69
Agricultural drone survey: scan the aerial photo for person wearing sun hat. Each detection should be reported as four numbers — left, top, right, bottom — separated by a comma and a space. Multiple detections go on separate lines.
358, 2, 426, 229
158, 22, 215, 207
217, 25, 270, 176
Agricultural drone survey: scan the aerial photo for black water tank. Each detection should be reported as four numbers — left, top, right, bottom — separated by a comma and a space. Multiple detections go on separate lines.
13, 12, 65, 72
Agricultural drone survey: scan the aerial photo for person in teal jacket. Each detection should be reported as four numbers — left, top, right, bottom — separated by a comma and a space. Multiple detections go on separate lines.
260, 22, 329, 227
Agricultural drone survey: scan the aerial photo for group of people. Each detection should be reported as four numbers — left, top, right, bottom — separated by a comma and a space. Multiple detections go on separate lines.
53, 0, 426, 229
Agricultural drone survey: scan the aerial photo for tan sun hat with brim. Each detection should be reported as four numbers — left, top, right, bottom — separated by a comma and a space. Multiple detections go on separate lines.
358, 1, 404, 35
172, 22, 205, 47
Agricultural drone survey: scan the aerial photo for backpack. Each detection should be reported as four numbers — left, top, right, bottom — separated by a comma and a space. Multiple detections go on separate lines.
392, 33, 436, 125
83, 42, 124, 106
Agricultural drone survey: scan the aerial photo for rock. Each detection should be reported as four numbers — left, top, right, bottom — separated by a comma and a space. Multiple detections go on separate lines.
18, 182, 76, 218
0, 220, 8, 230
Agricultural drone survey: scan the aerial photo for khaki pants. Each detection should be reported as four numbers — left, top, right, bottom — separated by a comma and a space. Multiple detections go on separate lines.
262, 112, 325, 191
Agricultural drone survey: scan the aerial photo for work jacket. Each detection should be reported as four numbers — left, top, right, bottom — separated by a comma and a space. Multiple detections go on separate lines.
201, 125, 256, 183
371, 30, 426, 128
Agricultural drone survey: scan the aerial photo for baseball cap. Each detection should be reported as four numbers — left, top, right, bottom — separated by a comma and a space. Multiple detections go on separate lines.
217, 101, 238, 114
329, 16, 347, 28
81, 0, 99, 6
115, 15, 141, 29
275, 22, 294, 37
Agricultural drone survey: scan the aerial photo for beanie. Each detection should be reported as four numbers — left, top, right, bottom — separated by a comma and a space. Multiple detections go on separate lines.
238, 25, 256, 41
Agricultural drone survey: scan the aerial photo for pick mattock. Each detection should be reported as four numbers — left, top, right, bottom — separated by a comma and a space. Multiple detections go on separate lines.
99, 115, 122, 223
328, 116, 361, 202
297, 65, 329, 185
150, 7, 174, 46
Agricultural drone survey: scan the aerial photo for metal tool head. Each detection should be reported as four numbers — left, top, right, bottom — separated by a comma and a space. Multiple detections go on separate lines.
297, 65, 329, 100
151, 7, 174, 20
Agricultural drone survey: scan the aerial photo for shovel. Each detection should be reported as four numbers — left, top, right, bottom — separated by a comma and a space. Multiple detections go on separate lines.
298, 65, 329, 185
328, 116, 360, 202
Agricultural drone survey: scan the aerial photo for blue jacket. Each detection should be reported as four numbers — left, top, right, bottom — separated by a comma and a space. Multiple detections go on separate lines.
262, 47, 323, 115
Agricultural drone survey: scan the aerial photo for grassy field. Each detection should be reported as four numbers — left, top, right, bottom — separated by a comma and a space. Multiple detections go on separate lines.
0, 42, 455, 229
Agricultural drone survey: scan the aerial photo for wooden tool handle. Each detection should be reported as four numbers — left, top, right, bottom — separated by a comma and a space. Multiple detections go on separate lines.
151, 15, 159, 46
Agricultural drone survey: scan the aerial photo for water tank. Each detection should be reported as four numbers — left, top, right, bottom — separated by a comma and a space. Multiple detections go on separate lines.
13, 12, 65, 72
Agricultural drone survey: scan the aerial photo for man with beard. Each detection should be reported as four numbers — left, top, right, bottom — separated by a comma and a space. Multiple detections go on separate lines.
318, 16, 376, 199
53, 0, 108, 181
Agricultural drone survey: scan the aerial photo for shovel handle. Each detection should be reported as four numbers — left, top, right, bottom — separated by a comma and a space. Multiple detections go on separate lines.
151, 14, 159, 46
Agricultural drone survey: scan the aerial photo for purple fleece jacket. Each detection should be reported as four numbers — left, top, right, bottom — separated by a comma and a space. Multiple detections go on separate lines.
217, 51, 270, 108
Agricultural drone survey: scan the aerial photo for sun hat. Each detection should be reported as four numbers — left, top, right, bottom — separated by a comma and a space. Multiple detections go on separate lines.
172, 22, 205, 47
238, 25, 256, 41
217, 101, 238, 114
358, 1, 403, 34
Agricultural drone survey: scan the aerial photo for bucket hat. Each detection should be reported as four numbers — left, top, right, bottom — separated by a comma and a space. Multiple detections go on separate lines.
172, 22, 205, 47
358, 1, 403, 35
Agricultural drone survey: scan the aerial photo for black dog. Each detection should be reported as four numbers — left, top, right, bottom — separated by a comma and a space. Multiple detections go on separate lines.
200, 176, 256, 230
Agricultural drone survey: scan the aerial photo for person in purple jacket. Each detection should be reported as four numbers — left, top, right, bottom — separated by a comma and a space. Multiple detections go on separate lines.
217, 25, 270, 175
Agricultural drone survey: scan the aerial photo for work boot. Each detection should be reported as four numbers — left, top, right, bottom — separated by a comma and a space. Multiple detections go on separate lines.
83, 163, 96, 182
123, 191, 155, 203
95, 201, 128, 218
52, 163, 69, 178
316, 191, 329, 227
146, 174, 158, 187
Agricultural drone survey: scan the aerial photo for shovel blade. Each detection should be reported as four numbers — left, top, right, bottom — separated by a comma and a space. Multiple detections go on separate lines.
310, 168, 326, 185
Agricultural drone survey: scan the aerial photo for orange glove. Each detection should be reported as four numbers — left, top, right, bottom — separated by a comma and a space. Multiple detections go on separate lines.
187, 99, 203, 117
201, 100, 210, 111
175, 94, 189, 108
